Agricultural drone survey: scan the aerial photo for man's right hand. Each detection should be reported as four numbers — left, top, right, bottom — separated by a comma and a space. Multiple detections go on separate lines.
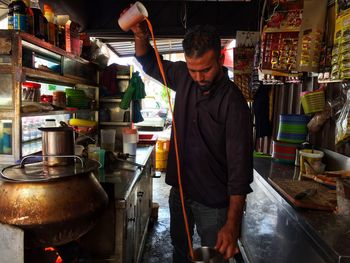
130, 20, 149, 40
120, 5, 150, 56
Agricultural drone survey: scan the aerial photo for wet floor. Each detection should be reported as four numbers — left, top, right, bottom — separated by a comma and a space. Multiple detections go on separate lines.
141, 172, 242, 263
141, 172, 200, 263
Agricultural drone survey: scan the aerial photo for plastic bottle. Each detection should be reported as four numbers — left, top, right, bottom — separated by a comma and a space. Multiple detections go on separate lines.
12, 0, 27, 31
29, 0, 47, 41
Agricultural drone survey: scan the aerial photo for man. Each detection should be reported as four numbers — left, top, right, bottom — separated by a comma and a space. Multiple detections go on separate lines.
132, 23, 253, 262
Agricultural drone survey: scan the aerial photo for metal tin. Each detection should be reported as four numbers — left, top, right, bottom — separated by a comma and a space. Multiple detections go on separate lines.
39, 126, 75, 166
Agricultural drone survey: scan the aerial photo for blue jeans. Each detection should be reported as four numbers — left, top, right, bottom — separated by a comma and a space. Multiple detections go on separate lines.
169, 187, 228, 263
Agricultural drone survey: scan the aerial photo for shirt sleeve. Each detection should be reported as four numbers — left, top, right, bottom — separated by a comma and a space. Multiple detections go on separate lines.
226, 93, 254, 195
135, 47, 185, 91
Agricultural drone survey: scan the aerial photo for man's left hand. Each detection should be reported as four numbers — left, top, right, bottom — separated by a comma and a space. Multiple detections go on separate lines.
215, 221, 239, 259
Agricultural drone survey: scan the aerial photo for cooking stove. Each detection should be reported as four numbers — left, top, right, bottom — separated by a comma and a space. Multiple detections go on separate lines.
0, 223, 87, 263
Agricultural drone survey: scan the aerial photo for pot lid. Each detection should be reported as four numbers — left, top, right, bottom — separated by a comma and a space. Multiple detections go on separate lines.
38, 126, 73, 132
1, 159, 99, 182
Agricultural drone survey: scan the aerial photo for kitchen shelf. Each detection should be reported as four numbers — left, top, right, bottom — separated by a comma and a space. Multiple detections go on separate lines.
263, 28, 301, 33
23, 67, 97, 86
100, 98, 122, 103
21, 109, 98, 117
116, 75, 131, 79
19, 31, 90, 64
0, 30, 100, 164
261, 69, 301, 78
100, 121, 131, 126
99, 64, 133, 132
317, 79, 343, 84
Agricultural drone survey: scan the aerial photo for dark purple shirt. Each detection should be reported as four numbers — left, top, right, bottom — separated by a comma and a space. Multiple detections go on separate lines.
136, 48, 253, 208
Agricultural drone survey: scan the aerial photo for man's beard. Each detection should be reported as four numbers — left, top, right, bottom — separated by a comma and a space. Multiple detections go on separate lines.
198, 84, 212, 92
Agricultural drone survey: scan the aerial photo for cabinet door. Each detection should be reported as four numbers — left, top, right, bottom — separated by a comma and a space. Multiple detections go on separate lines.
139, 162, 152, 232
125, 189, 136, 263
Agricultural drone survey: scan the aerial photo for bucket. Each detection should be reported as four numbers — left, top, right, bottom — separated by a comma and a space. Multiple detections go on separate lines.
190, 247, 224, 263
299, 149, 324, 174
122, 128, 139, 156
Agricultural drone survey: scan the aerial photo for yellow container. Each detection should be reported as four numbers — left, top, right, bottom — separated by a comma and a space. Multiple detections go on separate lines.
300, 90, 325, 114
299, 149, 324, 174
155, 139, 169, 170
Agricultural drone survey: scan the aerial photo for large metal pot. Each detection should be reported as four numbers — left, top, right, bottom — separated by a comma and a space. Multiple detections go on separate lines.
0, 158, 108, 248
39, 126, 75, 166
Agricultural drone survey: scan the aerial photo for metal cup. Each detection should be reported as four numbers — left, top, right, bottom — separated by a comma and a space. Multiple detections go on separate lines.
190, 247, 224, 263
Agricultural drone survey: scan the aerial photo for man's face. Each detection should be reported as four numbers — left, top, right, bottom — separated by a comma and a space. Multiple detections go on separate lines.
185, 49, 224, 88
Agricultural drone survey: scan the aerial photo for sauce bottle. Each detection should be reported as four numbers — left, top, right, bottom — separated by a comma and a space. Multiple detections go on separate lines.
12, 0, 27, 31
7, 0, 15, 29
43, 4, 56, 45
29, 0, 47, 41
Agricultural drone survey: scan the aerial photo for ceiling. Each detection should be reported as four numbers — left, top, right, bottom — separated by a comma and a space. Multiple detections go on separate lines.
1, 0, 263, 57
106, 38, 233, 57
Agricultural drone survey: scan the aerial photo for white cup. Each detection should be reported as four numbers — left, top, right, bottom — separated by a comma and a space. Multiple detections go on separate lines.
118, 1, 148, 32
100, 129, 116, 152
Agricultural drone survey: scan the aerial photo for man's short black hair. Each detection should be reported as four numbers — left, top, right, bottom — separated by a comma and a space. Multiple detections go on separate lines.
182, 25, 221, 59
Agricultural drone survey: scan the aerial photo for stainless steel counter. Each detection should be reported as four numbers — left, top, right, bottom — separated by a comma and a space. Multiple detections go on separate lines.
240, 158, 350, 263
79, 145, 154, 263
97, 146, 153, 201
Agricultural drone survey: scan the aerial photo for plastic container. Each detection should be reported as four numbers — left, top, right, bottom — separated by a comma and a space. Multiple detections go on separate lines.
299, 149, 324, 174
122, 128, 139, 156
300, 90, 325, 114
88, 145, 100, 162
118, 1, 148, 32
272, 140, 300, 164
155, 139, 170, 171
100, 129, 116, 152
277, 114, 309, 143
52, 91, 66, 108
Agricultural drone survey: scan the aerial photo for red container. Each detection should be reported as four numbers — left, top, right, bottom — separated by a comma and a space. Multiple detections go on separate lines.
138, 134, 158, 145
272, 140, 300, 164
